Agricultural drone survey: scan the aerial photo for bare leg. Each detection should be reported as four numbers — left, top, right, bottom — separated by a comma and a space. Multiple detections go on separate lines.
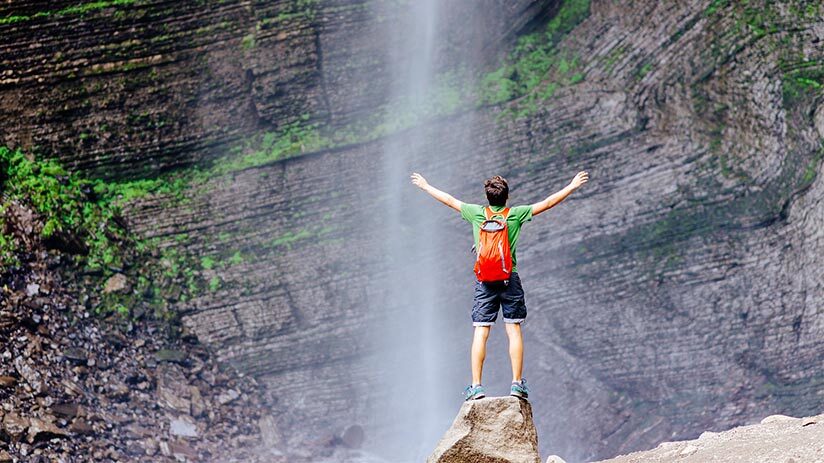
504, 323, 523, 382
471, 326, 491, 385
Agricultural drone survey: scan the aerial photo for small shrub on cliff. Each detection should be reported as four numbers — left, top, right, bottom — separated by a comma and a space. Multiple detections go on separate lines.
0, 147, 128, 271
479, 0, 590, 106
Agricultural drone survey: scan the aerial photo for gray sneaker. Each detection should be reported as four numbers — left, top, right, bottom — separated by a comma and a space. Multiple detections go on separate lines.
464, 384, 486, 401
510, 378, 529, 399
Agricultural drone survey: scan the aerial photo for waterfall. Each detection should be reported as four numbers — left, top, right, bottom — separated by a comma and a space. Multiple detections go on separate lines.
368, 0, 463, 460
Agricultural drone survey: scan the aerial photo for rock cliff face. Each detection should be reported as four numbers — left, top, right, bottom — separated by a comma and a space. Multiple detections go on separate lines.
2, 0, 824, 461
0, 0, 547, 177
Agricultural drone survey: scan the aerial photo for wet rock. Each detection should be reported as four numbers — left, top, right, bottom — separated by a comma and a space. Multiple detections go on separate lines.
170, 417, 198, 438
126, 441, 146, 457
51, 402, 82, 418
68, 418, 94, 435
14, 357, 45, 394
815, 104, 824, 139
341, 424, 364, 449
428, 397, 540, 463
27, 417, 68, 443
155, 349, 188, 364
62, 347, 87, 364
189, 386, 206, 418
0, 376, 17, 388
0, 312, 16, 329
143, 438, 159, 456
2, 413, 29, 441
61, 379, 85, 397
125, 423, 154, 439
102, 273, 129, 294
258, 414, 281, 447
172, 442, 199, 461
157, 364, 192, 413
25, 283, 40, 297
106, 381, 130, 402
217, 389, 240, 405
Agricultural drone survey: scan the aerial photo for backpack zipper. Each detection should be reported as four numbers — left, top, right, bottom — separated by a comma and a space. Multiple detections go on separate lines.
498, 241, 508, 273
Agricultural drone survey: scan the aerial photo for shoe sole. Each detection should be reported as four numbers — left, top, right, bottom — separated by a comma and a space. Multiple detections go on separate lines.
510, 391, 528, 400
466, 393, 486, 401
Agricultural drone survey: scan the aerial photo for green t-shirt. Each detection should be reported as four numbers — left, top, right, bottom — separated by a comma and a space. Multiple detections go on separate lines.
460, 203, 532, 272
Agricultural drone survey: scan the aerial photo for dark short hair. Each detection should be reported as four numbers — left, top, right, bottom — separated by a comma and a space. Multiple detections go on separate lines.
484, 175, 509, 207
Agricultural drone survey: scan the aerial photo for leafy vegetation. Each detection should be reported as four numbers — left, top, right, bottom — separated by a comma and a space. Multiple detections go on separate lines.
782, 64, 824, 108
800, 148, 824, 187
0, 147, 224, 322
241, 33, 256, 51
0, 147, 129, 270
704, 0, 730, 17
478, 0, 591, 107
0, 0, 134, 25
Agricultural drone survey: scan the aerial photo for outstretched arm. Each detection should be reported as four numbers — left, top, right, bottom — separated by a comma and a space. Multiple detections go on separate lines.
410, 172, 463, 212
531, 171, 589, 217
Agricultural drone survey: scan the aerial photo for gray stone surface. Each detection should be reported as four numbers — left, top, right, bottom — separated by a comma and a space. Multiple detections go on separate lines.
118, 1, 824, 459
594, 412, 824, 463
428, 397, 541, 463
2, 0, 823, 461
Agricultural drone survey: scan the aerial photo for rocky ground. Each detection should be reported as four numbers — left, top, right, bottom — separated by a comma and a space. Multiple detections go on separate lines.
430, 397, 824, 463
592, 413, 824, 463
0, 201, 365, 462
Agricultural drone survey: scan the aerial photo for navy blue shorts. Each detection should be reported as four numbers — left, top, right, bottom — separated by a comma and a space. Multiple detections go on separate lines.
471, 272, 527, 326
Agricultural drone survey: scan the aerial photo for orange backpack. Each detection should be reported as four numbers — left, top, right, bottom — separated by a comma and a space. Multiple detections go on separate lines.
473, 207, 513, 282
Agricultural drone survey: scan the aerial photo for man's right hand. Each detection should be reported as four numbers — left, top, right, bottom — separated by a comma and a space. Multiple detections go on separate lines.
569, 171, 589, 190
411, 172, 429, 189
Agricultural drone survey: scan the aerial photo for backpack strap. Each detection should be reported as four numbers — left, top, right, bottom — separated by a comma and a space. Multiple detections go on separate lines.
484, 207, 510, 220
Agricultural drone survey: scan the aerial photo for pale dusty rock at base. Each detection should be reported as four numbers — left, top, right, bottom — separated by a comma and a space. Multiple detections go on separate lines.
679, 444, 698, 456
761, 414, 797, 424
801, 417, 817, 427
546, 455, 567, 463
595, 412, 824, 463
428, 397, 541, 463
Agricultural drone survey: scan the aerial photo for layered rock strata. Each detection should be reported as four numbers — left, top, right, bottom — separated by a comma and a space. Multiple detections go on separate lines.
1, 0, 823, 461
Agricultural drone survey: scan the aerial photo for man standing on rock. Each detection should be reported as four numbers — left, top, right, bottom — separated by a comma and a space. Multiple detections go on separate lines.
411, 171, 589, 401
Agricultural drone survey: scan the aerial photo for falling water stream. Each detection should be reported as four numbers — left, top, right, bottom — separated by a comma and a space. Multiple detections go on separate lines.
370, 0, 465, 461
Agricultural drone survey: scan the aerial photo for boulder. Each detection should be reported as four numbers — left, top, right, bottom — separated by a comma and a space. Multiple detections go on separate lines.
102, 273, 129, 294
27, 417, 68, 443
341, 424, 365, 449
428, 397, 541, 463
2, 413, 29, 441
169, 417, 198, 438
0, 376, 17, 388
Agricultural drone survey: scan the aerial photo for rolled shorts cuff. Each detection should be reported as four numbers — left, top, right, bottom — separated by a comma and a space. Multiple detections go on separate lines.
503, 318, 525, 324
472, 321, 495, 327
